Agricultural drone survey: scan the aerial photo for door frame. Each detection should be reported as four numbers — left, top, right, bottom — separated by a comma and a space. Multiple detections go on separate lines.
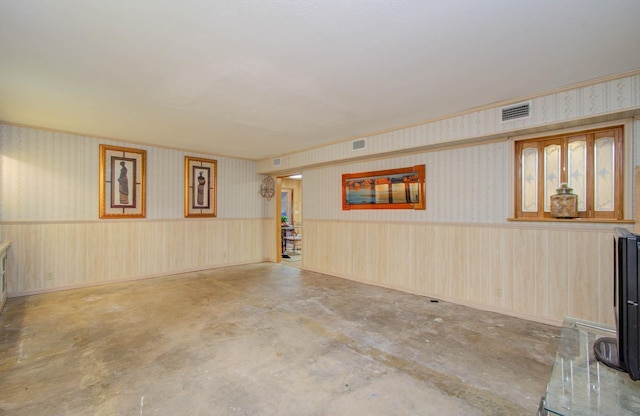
275, 174, 302, 263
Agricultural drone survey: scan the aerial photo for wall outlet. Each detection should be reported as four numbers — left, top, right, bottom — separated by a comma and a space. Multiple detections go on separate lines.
46, 271, 53, 280
495, 288, 502, 297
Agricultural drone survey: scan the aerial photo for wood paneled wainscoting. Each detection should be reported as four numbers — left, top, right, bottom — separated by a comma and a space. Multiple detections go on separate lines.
1, 218, 274, 296
303, 220, 617, 326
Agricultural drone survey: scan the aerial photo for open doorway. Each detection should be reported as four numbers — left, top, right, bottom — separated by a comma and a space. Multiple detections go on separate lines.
279, 174, 302, 267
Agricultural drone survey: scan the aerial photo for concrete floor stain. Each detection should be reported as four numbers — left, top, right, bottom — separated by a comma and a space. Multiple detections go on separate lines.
0, 263, 558, 415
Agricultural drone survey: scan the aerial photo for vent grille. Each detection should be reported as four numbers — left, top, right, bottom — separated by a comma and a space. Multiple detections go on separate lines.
352, 139, 366, 151
501, 102, 531, 122
273, 158, 281, 166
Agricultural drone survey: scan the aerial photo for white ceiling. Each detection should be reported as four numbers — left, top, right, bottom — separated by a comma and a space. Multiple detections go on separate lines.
1, 1, 639, 160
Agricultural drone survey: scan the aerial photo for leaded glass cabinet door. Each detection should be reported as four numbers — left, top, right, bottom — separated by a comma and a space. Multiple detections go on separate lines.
593, 128, 623, 219
521, 145, 539, 214
543, 144, 561, 213
594, 135, 615, 212
568, 138, 587, 212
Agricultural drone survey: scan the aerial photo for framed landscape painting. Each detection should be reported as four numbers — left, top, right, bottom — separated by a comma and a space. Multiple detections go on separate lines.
99, 144, 146, 218
342, 165, 425, 210
184, 156, 217, 217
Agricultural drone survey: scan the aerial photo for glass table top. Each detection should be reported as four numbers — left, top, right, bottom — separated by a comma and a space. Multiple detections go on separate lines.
543, 318, 640, 415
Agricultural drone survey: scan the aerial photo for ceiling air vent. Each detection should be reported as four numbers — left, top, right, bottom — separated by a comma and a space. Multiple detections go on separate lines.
501, 102, 531, 122
352, 138, 366, 151
273, 158, 281, 167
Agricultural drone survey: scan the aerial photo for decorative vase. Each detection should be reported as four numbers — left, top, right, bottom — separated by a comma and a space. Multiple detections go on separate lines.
550, 183, 578, 218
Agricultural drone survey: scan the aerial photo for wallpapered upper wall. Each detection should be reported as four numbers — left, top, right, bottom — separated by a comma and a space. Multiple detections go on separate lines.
0, 124, 268, 221
258, 72, 640, 174
304, 118, 640, 224
303, 141, 511, 223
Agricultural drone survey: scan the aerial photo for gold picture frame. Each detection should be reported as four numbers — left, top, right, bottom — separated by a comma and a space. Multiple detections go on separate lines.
342, 165, 426, 210
185, 156, 217, 217
99, 144, 146, 219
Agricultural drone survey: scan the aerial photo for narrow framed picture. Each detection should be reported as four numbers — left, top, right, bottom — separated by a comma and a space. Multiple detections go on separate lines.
185, 156, 217, 217
342, 164, 426, 210
99, 144, 146, 218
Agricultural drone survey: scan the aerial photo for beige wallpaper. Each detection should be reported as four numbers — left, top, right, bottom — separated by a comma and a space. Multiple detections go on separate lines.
258, 72, 640, 174
303, 118, 638, 224
0, 124, 276, 295
0, 124, 269, 221
304, 141, 511, 223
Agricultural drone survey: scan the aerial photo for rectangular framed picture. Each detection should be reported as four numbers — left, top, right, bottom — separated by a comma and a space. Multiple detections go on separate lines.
185, 156, 217, 217
342, 165, 425, 210
99, 144, 146, 218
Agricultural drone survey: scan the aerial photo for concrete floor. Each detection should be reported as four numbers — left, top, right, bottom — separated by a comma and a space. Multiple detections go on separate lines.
281, 249, 301, 268
0, 263, 559, 415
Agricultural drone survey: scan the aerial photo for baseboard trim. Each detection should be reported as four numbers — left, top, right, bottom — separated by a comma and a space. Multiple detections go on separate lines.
302, 265, 564, 327
8, 259, 270, 298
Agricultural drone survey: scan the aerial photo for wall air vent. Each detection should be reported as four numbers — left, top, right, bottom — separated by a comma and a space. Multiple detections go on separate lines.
501, 102, 531, 122
352, 138, 366, 151
273, 158, 281, 167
